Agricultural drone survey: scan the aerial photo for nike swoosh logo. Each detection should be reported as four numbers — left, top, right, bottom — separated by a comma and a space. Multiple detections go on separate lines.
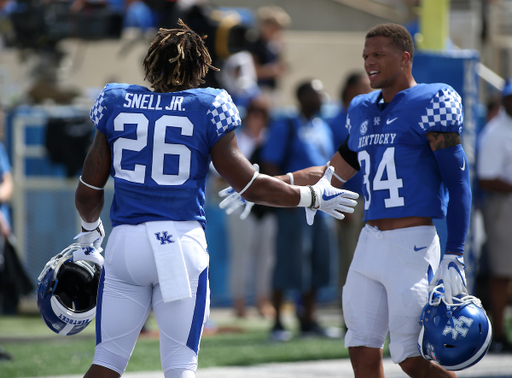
414, 245, 427, 251
460, 159, 465, 171
386, 117, 398, 125
322, 192, 342, 201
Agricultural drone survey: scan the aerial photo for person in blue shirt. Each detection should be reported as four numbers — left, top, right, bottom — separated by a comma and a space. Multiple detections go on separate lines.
74, 20, 358, 378
260, 79, 340, 341
274, 23, 469, 377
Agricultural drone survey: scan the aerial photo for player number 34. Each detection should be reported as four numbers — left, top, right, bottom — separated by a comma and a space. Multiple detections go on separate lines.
358, 147, 405, 210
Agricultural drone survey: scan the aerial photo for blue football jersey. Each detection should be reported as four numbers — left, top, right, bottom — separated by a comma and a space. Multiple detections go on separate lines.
346, 83, 463, 221
90, 84, 241, 229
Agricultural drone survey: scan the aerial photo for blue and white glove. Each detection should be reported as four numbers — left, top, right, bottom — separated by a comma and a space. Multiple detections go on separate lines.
218, 164, 258, 220
218, 186, 254, 219
74, 218, 105, 253
303, 166, 359, 226
73, 245, 104, 267
428, 254, 467, 304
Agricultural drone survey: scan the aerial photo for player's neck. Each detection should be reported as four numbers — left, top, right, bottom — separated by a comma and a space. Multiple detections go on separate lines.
381, 76, 417, 103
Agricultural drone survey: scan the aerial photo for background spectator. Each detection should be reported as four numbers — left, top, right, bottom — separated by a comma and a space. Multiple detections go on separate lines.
261, 79, 338, 341
0, 105, 32, 316
326, 71, 372, 324
247, 6, 290, 105
219, 50, 260, 111
477, 78, 512, 353
225, 96, 276, 319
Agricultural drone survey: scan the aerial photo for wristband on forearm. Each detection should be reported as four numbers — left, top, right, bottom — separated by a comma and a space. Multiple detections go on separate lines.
80, 176, 104, 191
81, 218, 101, 231
326, 161, 347, 183
287, 172, 294, 185
298, 186, 315, 207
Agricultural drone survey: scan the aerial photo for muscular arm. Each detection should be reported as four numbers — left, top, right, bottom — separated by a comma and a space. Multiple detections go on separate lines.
211, 131, 301, 207
272, 151, 358, 188
75, 130, 111, 223
426, 131, 461, 150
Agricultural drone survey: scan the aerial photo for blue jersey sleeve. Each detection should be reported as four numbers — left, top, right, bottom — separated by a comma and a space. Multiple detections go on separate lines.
90, 85, 109, 134
418, 86, 463, 135
434, 144, 471, 255
206, 90, 241, 146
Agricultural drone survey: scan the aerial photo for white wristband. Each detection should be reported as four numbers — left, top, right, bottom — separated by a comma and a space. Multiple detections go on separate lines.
239, 170, 260, 195
298, 186, 312, 207
286, 172, 294, 185
80, 176, 104, 191
326, 161, 347, 183
81, 218, 101, 231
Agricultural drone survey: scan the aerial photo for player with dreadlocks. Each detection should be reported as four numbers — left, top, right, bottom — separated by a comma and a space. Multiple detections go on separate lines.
75, 20, 358, 378
142, 19, 218, 92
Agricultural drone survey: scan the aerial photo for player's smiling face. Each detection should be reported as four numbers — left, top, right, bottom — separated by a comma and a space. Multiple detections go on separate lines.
363, 36, 404, 91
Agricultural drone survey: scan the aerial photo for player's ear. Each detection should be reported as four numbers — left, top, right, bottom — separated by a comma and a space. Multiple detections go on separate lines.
401, 51, 411, 66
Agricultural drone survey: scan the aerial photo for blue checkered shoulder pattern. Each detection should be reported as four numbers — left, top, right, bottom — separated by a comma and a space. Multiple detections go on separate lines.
206, 90, 241, 137
418, 88, 463, 132
90, 89, 107, 127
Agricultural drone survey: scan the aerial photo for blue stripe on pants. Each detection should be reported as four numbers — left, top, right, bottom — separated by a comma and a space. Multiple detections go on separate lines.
95, 268, 106, 345
186, 267, 208, 354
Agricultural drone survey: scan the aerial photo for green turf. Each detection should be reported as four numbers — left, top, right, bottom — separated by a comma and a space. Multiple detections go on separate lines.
0, 311, 353, 378
5, 306, 507, 378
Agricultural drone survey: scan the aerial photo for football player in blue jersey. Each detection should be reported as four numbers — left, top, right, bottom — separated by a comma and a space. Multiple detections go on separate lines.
273, 23, 470, 377
74, 20, 358, 378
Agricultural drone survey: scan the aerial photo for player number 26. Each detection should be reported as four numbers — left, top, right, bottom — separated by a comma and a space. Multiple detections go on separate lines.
113, 113, 193, 185
358, 147, 405, 210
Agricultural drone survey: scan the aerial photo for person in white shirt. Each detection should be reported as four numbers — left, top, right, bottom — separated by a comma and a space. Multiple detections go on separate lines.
477, 79, 512, 353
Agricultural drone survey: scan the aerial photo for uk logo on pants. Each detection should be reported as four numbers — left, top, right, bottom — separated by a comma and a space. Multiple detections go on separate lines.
155, 232, 174, 245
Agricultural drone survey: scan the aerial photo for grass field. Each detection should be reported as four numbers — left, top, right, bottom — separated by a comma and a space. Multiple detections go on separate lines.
2, 301, 510, 378
0, 304, 360, 378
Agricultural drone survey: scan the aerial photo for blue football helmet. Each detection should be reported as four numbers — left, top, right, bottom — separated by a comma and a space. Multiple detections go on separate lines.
37, 243, 103, 336
418, 284, 492, 371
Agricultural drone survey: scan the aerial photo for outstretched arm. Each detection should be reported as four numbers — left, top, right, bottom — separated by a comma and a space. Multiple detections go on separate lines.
211, 131, 358, 223
211, 130, 301, 207
283, 151, 358, 188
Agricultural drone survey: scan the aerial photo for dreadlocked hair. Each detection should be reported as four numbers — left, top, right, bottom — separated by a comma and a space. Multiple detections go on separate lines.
143, 19, 219, 92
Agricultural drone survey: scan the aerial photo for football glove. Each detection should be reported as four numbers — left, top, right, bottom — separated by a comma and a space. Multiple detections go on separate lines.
218, 164, 258, 220
305, 166, 359, 225
72, 245, 104, 267
428, 254, 467, 304
74, 218, 105, 253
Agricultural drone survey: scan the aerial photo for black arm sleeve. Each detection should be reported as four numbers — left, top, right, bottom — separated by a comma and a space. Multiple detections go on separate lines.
337, 136, 360, 171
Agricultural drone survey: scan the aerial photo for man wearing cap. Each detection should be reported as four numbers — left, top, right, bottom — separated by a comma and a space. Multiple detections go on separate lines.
477, 79, 512, 353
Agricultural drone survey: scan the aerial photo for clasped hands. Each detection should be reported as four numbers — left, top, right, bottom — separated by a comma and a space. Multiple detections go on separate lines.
219, 165, 359, 225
